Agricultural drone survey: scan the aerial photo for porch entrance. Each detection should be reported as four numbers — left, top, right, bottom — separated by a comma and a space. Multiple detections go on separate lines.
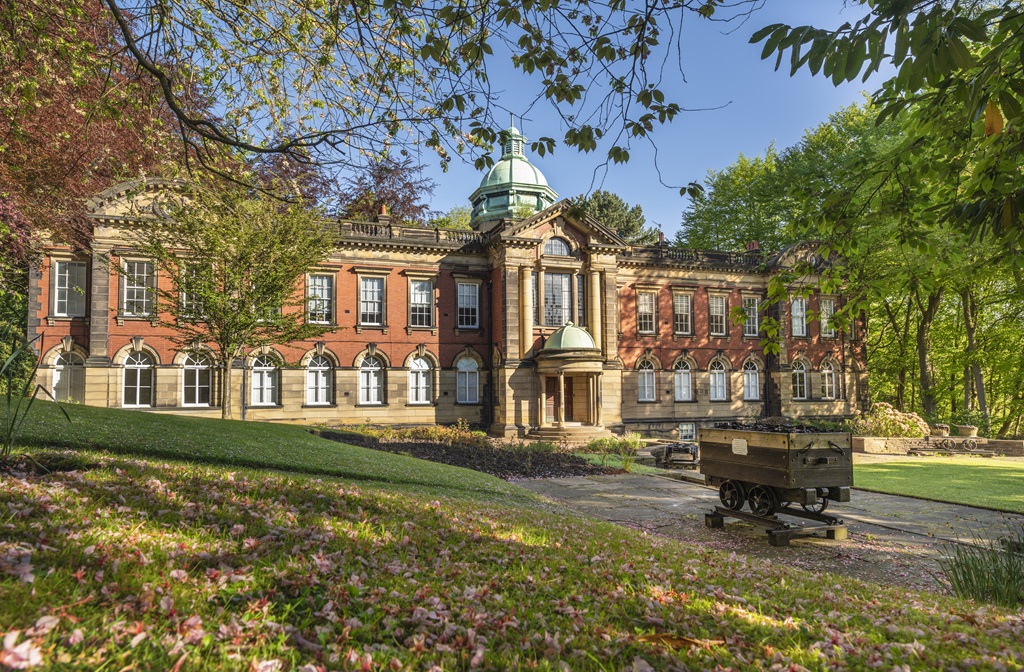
544, 376, 575, 423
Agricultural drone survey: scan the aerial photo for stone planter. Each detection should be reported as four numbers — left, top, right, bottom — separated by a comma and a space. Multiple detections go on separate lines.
956, 424, 979, 437
931, 424, 950, 437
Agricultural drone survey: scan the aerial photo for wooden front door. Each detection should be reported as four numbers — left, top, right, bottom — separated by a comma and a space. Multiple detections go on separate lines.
563, 376, 574, 421
545, 377, 557, 423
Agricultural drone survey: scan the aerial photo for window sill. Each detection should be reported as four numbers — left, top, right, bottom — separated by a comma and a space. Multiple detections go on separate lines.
455, 401, 481, 406
406, 402, 437, 407
247, 403, 282, 409
406, 326, 437, 335
673, 399, 696, 404
637, 400, 659, 404
46, 315, 87, 326
355, 325, 388, 335
354, 403, 389, 408
307, 322, 337, 327
115, 314, 159, 327
302, 403, 337, 409
672, 332, 693, 338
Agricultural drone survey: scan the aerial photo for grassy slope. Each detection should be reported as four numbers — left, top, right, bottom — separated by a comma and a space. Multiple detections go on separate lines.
855, 457, 1024, 514
0, 401, 1021, 670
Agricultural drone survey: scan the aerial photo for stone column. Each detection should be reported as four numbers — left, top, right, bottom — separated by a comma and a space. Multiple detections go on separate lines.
570, 270, 579, 324
556, 369, 565, 427
537, 372, 545, 427
595, 372, 604, 426
86, 246, 112, 365
588, 269, 602, 352
537, 270, 545, 327
520, 266, 533, 359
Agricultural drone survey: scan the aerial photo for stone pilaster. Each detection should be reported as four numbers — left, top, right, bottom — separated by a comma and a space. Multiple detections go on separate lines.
86, 246, 112, 365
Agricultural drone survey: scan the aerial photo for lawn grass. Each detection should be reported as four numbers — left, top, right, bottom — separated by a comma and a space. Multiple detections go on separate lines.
855, 456, 1024, 514
1, 402, 1022, 670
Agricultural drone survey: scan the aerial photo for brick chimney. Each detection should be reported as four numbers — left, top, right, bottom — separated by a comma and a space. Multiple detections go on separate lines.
745, 240, 760, 252
374, 204, 391, 224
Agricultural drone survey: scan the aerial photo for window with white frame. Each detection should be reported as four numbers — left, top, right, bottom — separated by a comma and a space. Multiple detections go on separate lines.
182, 354, 212, 406
673, 292, 692, 335
53, 352, 85, 403
359, 276, 385, 326
457, 282, 479, 328
821, 361, 836, 399
306, 355, 333, 405
123, 261, 154, 316
544, 274, 571, 327
791, 297, 807, 337
408, 356, 432, 404
743, 360, 760, 400
743, 297, 760, 337
576, 274, 586, 327
791, 361, 807, 400
54, 261, 87, 317
708, 294, 727, 336
359, 355, 385, 404
674, 360, 692, 401
637, 359, 656, 402
180, 264, 205, 319
544, 237, 571, 256
820, 298, 837, 338
251, 355, 279, 406
456, 357, 479, 403
409, 279, 433, 328
307, 274, 334, 324
123, 351, 154, 407
709, 360, 727, 401
678, 422, 696, 441
637, 291, 656, 334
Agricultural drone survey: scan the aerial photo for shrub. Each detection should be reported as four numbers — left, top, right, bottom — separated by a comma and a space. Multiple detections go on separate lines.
939, 526, 1024, 608
851, 402, 929, 438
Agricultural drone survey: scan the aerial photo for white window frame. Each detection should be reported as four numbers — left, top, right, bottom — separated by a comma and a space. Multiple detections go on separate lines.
674, 360, 692, 401
307, 274, 334, 325
821, 361, 836, 400
673, 292, 692, 335
637, 291, 656, 334
122, 260, 154, 317
359, 355, 385, 405
742, 297, 760, 337
251, 355, 279, 406
792, 361, 807, 400
820, 298, 837, 338
456, 357, 479, 404
791, 297, 807, 337
123, 351, 154, 407
54, 260, 87, 317
637, 360, 656, 402
457, 282, 480, 329
743, 360, 760, 401
408, 356, 432, 404
709, 360, 727, 401
708, 294, 727, 337
409, 279, 434, 328
53, 352, 85, 403
678, 422, 696, 441
306, 355, 333, 405
180, 264, 205, 319
544, 237, 572, 256
359, 276, 385, 326
182, 354, 212, 407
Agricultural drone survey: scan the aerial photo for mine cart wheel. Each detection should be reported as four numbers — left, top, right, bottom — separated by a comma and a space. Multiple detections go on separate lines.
719, 480, 746, 511
747, 485, 778, 517
939, 438, 956, 451
801, 495, 829, 514
964, 438, 978, 451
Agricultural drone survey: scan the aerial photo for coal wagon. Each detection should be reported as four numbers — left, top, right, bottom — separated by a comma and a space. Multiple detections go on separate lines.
699, 427, 853, 516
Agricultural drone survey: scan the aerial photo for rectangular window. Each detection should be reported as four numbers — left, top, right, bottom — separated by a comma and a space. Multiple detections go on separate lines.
123, 261, 154, 316
457, 282, 479, 328
708, 295, 727, 336
637, 291, 656, 334
544, 273, 571, 327
54, 261, 87, 317
409, 280, 433, 327
360, 276, 384, 325
673, 293, 692, 335
743, 297, 759, 337
576, 274, 586, 327
180, 264, 204, 319
307, 274, 334, 324
820, 298, 836, 338
678, 422, 696, 441
792, 297, 807, 337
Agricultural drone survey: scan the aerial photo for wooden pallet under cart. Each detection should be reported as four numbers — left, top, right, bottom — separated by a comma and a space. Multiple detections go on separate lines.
705, 506, 848, 547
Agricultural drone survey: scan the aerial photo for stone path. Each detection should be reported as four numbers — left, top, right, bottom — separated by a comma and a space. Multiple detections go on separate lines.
519, 470, 1024, 594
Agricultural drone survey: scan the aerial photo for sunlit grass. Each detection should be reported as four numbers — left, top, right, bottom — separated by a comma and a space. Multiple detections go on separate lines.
855, 457, 1024, 513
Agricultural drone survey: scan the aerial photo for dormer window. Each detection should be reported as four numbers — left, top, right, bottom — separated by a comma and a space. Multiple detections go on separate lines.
544, 237, 571, 256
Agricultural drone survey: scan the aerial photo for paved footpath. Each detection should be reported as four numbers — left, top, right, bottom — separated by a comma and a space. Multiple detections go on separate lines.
519, 471, 1024, 594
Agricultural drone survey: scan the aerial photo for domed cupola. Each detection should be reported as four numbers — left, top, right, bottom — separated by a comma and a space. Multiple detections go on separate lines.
468, 126, 558, 228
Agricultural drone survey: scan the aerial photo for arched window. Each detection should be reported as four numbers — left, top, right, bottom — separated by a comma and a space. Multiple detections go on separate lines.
124, 351, 154, 407
251, 355, 278, 406
359, 355, 385, 405
544, 237, 571, 256
53, 352, 84, 403
637, 359, 656, 402
674, 360, 692, 402
183, 354, 212, 406
792, 361, 807, 400
456, 357, 479, 404
821, 361, 836, 400
743, 361, 760, 401
408, 356, 432, 404
709, 360, 727, 401
307, 355, 333, 405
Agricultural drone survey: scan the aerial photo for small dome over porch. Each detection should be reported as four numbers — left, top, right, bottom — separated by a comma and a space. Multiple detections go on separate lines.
543, 321, 596, 350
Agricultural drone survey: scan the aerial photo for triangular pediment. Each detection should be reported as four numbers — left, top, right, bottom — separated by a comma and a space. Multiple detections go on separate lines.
495, 199, 629, 249
87, 177, 185, 219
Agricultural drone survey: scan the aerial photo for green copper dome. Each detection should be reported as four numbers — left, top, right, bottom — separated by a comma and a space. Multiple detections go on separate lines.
469, 126, 558, 227
543, 322, 597, 350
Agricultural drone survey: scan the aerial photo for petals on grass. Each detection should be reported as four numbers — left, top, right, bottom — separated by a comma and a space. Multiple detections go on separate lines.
0, 631, 43, 669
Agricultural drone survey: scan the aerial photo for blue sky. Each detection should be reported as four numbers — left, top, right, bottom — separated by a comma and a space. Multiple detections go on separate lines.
420, 0, 897, 239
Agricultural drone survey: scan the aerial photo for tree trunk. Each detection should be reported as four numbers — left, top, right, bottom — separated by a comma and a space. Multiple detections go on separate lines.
221, 363, 233, 420
961, 288, 988, 420
916, 289, 943, 418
